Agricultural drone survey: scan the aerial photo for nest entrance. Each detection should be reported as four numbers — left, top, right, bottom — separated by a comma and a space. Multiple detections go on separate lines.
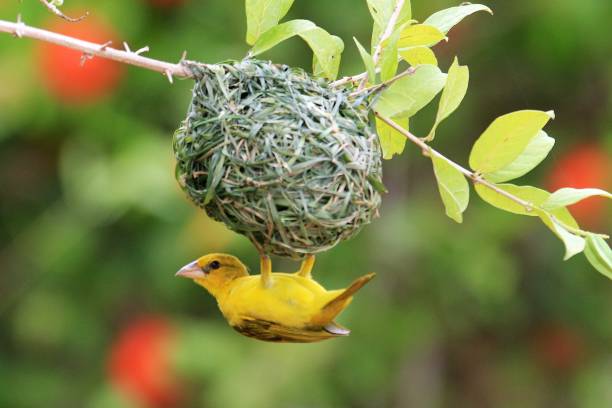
173, 59, 383, 258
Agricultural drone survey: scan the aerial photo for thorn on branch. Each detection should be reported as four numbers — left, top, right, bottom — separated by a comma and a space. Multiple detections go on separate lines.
99, 41, 113, 51
134, 46, 149, 56
80, 52, 93, 66
179, 50, 188, 64
165, 70, 174, 84
123, 42, 150, 56
14, 14, 25, 38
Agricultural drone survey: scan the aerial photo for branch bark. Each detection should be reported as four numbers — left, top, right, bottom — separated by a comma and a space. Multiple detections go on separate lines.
0, 19, 197, 81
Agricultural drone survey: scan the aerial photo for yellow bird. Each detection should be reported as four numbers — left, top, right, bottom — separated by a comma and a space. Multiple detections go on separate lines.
176, 253, 375, 343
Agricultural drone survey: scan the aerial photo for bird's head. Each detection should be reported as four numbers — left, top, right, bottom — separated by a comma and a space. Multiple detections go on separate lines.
175, 253, 249, 296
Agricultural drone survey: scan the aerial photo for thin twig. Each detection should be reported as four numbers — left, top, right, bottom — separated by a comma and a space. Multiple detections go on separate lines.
37, 0, 88, 22
357, 0, 405, 91
350, 66, 416, 97
0, 18, 197, 79
374, 113, 536, 211
332, 71, 369, 88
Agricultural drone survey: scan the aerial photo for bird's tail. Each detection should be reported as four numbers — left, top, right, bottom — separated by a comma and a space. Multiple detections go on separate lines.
312, 273, 376, 326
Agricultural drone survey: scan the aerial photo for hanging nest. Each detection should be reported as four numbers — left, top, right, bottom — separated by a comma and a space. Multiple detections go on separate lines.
173, 59, 383, 259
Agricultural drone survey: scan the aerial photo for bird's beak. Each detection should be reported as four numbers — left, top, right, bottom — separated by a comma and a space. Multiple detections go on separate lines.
175, 260, 206, 279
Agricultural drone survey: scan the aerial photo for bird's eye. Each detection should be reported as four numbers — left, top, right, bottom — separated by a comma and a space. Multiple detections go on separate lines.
209, 260, 221, 270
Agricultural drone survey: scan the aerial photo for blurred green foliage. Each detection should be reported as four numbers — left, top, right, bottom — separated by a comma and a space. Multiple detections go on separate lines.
0, 1, 611, 407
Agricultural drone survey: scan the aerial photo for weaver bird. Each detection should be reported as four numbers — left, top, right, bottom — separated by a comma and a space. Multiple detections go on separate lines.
176, 253, 375, 343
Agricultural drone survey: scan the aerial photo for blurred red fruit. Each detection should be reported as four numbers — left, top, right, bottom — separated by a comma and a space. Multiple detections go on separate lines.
108, 316, 182, 408
37, 16, 125, 104
531, 323, 586, 373
546, 143, 611, 228
147, 0, 187, 7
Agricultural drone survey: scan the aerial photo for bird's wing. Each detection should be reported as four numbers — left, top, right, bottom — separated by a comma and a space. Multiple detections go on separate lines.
232, 317, 350, 343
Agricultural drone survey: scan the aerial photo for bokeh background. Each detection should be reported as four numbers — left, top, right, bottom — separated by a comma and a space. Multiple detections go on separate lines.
1, 1, 611, 407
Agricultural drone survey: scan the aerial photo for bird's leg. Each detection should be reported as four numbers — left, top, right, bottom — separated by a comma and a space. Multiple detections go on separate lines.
296, 254, 315, 279
260, 255, 273, 288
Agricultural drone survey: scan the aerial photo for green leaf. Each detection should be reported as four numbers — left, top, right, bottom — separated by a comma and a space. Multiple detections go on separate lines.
250, 20, 344, 79
399, 46, 438, 66
376, 116, 408, 159
423, 3, 493, 35
469, 110, 554, 174
397, 24, 446, 49
354, 37, 376, 83
474, 183, 579, 230
428, 57, 469, 140
367, 0, 413, 31
584, 234, 612, 279
542, 188, 612, 210
431, 154, 470, 223
367, 174, 389, 194
538, 212, 585, 260
300, 28, 344, 79
245, 0, 295, 45
375, 65, 447, 118
553, 210, 580, 231
474, 182, 586, 260
371, 23, 382, 54
484, 131, 555, 183
369, 0, 412, 53
250, 19, 315, 55
380, 26, 401, 81
475, 183, 547, 216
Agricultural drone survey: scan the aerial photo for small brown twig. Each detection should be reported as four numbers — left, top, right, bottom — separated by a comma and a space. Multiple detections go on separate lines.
0, 18, 197, 80
37, 0, 88, 22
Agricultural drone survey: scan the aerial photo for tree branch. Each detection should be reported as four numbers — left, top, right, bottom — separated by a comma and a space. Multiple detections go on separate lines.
374, 113, 536, 211
0, 18, 197, 81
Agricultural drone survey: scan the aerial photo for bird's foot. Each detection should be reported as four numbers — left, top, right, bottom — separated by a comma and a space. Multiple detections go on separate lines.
296, 254, 315, 279
260, 255, 273, 288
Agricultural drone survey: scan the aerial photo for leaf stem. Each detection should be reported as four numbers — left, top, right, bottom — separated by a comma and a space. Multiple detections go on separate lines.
374, 113, 536, 212
0, 18, 197, 81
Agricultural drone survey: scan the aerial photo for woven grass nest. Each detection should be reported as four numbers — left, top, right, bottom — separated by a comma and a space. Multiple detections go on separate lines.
173, 59, 383, 259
